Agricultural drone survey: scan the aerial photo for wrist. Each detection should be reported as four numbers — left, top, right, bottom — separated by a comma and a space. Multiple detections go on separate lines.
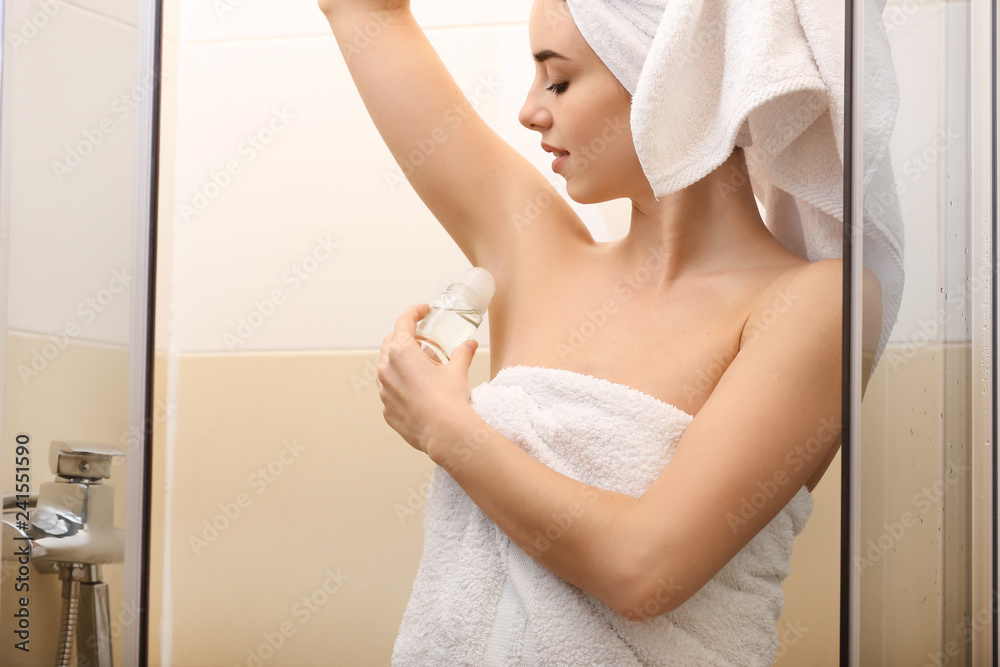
425, 406, 487, 470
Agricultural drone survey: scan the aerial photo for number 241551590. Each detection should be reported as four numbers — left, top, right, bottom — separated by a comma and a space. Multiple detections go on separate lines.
12, 433, 31, 518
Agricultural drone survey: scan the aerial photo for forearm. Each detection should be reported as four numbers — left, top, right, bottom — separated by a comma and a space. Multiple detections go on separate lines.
322, 7, 502, 193
324, 7, 448, 156
321, 3, 539, 257
427, 408, 645, 616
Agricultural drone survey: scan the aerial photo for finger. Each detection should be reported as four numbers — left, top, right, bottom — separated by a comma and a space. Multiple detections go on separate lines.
446, 338, 478, 369
392, 303, 431, 341
379, 336, 390, 367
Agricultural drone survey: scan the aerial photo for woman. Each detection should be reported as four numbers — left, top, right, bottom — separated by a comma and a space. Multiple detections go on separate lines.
321, 0, 882, 663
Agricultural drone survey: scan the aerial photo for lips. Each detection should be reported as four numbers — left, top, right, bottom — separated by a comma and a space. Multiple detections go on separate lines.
541, 142, 570, 158
541, 142, 570, 173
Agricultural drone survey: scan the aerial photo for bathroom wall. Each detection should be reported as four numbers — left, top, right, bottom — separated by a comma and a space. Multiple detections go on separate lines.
0, 0, 144, 664
149, 0, 962, 665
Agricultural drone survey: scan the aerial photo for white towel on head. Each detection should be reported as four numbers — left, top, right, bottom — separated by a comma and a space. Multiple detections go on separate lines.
392, 365, 814, 666
564, 0, 904, 370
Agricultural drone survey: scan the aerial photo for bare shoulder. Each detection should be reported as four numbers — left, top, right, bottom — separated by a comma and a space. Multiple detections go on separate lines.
739, 258, 884, 371
739, 258, 844, 350
740, 257, 884, 355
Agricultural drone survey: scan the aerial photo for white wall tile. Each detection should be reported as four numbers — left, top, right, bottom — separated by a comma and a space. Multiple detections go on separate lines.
4, 0, 140, 346
67, 0, 138, 27
881, 0, 975, 346
163, 0, 180, 42
174, 0, 532, 44
178, 0, 329, 43
881, 1, 946, 344
939, 1, 972, 344
410, 0, 532, 28
156, 37, 179, 352
169, 24, 616, 352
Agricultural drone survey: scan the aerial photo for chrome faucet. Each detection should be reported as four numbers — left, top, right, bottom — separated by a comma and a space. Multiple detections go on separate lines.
2, 440, 125, 667
25, 441, 125, 563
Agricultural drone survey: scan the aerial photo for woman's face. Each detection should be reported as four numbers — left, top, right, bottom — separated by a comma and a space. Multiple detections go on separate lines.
519, 0, 647, 204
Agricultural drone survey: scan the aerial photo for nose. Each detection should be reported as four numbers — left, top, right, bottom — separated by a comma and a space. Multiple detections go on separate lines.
518, 80, 552, 132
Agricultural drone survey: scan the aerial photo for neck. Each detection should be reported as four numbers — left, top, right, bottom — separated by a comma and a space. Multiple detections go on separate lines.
612, 148, 791, 292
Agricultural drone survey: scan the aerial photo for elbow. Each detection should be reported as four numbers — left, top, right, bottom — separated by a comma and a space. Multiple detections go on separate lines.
608, 556, 686, 622
611, 577, 685, 622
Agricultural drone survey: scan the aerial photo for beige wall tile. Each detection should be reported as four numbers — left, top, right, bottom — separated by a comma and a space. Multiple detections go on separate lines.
861, 343, 952, 665
859, 337, 890, 663
159, 350, 450, 664
149, 349, 169, 665
941, 342, 972, 665
0, 332, 130, 665
154, 348, 853, 664
774, 449, 841, 667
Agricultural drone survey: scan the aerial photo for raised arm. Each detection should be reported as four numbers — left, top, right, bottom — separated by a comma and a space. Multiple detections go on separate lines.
319, 0, 581, 272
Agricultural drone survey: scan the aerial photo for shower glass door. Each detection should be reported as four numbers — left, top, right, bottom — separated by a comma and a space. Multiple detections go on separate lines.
0, 0, 160, 664
852, 0, 997, 664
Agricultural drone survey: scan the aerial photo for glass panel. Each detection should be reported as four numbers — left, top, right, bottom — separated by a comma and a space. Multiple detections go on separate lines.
856, 0, 992, 663
0, 0, 154, 664
133, 0, 994, 663
145, 2, 855, 664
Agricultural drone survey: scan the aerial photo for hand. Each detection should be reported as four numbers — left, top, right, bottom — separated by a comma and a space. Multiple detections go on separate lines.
377, 303, 479, 455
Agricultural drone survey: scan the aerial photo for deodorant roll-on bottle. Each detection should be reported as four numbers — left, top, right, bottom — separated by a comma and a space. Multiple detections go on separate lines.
414, 267, 495, 364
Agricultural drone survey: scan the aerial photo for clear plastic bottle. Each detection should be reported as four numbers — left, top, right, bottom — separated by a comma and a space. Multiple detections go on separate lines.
415, 267, 495, 365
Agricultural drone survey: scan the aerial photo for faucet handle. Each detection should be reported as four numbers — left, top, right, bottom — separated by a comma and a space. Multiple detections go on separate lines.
49, 441, 125, 482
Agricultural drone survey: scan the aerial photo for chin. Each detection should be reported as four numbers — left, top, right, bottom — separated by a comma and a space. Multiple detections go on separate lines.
565, 181, 618, 205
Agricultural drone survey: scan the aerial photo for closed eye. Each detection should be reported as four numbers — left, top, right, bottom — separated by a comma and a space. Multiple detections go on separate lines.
546, 82, 569, 95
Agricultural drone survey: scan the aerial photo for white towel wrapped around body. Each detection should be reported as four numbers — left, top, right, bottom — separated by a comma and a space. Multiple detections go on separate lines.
392, 365, 814, 666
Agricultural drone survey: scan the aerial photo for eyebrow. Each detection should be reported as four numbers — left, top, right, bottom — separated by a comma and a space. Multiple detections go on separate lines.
533, 49, 570, 63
